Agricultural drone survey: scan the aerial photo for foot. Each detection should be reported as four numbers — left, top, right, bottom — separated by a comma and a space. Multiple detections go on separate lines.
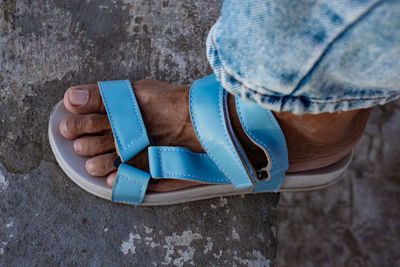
60, 80, 204, 192
60, 80, 370, 192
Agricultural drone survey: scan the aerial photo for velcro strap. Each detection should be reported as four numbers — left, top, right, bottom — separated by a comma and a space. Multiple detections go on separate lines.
112, 163, 150, 205
98, 80, 149, 162
189, 75, 253, 188
235, 96, 289, 192
148, 146, 230, 184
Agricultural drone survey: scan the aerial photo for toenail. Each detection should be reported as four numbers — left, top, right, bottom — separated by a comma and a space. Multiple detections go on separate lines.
86, 160, 95, 175
60, 120, 68, 134
69, 88, 89, 106
74, 140, 82, 153
107, 175, 116, 187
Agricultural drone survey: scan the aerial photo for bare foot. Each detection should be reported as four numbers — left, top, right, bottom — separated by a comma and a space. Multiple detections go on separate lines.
60, 79, 371, 192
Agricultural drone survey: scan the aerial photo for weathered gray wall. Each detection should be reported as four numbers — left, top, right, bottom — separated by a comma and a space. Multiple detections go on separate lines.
0, 1, 277, 266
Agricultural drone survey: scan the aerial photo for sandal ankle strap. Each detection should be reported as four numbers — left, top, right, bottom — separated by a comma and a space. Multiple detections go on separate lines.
235, 93, 289, 192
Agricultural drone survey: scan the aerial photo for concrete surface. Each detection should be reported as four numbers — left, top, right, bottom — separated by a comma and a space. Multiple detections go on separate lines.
0, 0, 277, 266
277, 100, 400, 267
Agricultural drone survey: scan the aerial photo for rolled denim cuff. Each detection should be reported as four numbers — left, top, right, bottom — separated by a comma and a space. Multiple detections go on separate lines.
206, 19, 400, 114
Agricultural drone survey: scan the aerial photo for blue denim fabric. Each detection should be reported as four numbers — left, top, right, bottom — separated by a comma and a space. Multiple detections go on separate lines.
207, 0, 400, 114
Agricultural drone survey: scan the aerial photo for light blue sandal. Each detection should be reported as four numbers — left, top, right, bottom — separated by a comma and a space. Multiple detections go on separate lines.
49, 75, 352, 206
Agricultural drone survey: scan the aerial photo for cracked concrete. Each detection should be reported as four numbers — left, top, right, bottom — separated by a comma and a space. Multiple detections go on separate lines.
0, 0, 276, 266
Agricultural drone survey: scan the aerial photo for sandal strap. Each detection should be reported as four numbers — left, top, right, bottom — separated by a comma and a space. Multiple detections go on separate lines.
98, 80, 149, 162
99, 80, 151, 205
189, 75, 254, 188
235, 96, 289, 192
112, 163, 151, 204
148, 146, 230, 184
101, 76, 289, 205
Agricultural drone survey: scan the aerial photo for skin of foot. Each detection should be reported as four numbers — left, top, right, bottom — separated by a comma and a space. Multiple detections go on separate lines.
60, 80, 370, 192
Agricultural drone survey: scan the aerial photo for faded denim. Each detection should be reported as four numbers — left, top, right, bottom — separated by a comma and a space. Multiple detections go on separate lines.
207, 0, 400, 114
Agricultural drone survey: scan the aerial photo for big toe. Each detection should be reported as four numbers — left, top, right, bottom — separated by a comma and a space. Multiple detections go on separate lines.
64, 84, 105, 114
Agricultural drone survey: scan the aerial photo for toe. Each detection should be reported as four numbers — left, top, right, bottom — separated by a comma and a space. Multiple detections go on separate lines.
107, 172, 117, 188
64, 84, 105, 115
60, 114, 111, 139
86, 152, 117, 177
74, 135, 115, 157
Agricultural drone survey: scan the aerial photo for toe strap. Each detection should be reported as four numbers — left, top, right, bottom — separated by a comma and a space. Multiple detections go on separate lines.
98, 80, 149, 162
112, 163, 151, 204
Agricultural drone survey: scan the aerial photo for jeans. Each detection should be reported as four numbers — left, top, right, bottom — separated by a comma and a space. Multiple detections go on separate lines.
206, 0, 400, 114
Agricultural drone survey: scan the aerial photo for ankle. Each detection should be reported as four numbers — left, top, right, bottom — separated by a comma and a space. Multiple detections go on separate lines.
228, 94, 371, 173
273, 108, 371, 172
